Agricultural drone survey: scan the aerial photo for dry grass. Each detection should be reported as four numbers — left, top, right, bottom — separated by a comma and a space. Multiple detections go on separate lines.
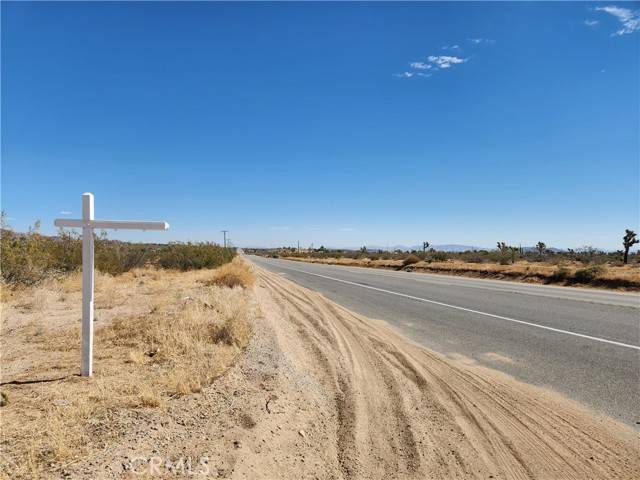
0, 261, 258, 478
206, 257, 255, 289
94, 272, 124, 309
285, 257, 640, 290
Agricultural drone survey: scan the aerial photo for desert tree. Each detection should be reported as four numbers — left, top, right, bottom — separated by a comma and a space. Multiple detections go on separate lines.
508, 246, 519, 264
422, 241, 430, 255
496, 242, 519, 264
536, 241, 546, 257
622, 229, 639, 264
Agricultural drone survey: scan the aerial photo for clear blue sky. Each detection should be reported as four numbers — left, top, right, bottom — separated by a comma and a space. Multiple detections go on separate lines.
2, 2, 638, 250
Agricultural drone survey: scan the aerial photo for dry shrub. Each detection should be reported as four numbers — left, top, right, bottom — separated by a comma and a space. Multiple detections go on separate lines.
402, 254, 422, 267
30, 278, 62, 312
16, 278, 64, 338
60, 271, 82, 294
136, 384, 163, 408
573, 264, 606, 283
210, 309, 253, 348
95, 271, 123, 309
206, 258, 255, 288
127, 350, 146, 365
167, 370, 203, 395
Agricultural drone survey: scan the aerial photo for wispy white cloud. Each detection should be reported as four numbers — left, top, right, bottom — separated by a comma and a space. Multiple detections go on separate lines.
594, 5, 640, 35
397, 47, 470, 79
584, 19, 600, 27
59, 210, 72, 215
427, 55, 467, 69
442, 44, 461, 51
409, 61, 432, 70
468, 38, 495, 45
393, 71, 415, 78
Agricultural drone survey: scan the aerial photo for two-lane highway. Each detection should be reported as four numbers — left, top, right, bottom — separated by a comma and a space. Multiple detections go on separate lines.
248, 256, 640, 425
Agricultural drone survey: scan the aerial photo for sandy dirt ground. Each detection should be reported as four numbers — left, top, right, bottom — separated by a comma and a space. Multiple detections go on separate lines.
1, 266, 638, 479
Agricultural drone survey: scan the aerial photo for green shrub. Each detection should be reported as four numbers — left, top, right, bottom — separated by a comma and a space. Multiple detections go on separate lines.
573, 265, 606, 283
0, 225, 82, 285
431, 251, 448, 262
156, 242, 235, 271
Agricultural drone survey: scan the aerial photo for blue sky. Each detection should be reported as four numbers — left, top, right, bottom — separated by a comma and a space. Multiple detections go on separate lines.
2, 2, 638, 250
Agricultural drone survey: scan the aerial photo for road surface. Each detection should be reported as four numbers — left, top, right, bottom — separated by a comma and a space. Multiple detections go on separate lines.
248, 255, 640, 426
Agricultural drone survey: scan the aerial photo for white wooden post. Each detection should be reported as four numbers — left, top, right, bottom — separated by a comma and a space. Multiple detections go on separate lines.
81, 193, 95, 376
55, 192, 169, 377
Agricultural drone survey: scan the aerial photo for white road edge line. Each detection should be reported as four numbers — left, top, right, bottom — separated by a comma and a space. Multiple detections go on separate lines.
272, 263, 640, 351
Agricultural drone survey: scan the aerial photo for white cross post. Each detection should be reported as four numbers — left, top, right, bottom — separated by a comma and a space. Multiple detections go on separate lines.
54, 193, 169, 377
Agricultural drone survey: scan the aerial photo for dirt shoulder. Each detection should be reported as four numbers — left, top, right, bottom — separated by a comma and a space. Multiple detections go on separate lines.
282, 256, 640, 291
2, 266, 638, 479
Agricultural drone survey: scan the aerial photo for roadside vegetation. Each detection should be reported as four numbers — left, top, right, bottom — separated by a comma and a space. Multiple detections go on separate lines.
0, 217, 259, 477
0, 216, 235, 286
247, 230, 640, 290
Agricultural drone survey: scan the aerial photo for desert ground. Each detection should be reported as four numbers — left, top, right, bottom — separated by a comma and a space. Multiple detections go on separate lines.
1, 261, 638, 479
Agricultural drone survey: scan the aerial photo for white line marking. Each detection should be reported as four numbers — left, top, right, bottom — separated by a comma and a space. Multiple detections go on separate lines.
268, 262, 640, 351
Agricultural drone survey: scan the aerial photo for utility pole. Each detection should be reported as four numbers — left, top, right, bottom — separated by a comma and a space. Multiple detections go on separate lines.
297, 240, 300, 253
221, 230, 228, 248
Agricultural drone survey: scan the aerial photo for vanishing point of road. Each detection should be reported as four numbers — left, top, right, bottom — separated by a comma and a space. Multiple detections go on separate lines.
248, 255, 640, 426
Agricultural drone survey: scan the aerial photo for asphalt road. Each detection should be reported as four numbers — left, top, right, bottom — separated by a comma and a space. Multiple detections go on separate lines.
248, 255, 640, 426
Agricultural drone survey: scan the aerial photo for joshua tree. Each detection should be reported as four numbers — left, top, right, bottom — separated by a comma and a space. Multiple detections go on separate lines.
622, 229, 638, 264
536, 241, 546, 257
422, 241, 430, 255
508, 246, 519, 264
496, 242, 519, 264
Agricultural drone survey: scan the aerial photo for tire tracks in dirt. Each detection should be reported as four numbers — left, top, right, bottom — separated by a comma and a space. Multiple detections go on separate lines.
255, 268, 639, 480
